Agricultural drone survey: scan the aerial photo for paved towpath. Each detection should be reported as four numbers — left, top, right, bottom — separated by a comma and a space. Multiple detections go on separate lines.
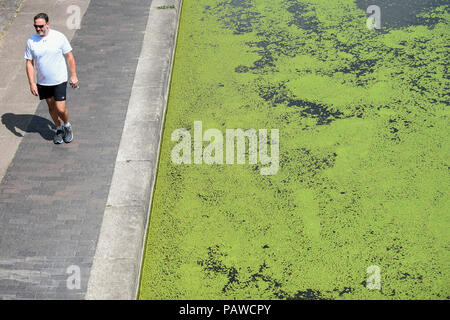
0, 0, 181, 299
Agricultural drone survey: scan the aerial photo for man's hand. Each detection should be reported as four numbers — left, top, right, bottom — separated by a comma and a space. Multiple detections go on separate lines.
30, 83, 38, 96
69, 75, 79, 88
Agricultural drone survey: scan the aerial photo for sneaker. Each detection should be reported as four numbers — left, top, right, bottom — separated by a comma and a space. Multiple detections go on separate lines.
63, 123, 73, 143
54, 128, 64, 144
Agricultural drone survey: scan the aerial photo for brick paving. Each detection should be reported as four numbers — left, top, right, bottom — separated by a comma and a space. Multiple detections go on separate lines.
0, 0, 153, 299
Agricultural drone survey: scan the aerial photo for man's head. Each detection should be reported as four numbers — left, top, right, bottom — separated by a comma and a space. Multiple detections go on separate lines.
34, 13, 50, 37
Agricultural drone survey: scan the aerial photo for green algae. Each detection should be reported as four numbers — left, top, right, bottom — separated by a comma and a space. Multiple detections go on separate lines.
138, 0, 449, 299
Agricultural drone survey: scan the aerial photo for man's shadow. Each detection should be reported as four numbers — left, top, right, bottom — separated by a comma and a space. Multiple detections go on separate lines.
1, 113, 55, 141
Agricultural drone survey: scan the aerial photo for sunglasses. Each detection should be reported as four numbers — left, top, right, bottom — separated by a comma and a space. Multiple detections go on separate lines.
34, 24, 46, 29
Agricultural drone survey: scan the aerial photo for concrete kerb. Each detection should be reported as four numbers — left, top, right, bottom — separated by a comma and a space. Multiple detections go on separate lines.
85, 0, 183, 300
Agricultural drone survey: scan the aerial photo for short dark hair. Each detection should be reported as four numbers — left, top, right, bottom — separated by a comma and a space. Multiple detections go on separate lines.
34, 13, 49, 23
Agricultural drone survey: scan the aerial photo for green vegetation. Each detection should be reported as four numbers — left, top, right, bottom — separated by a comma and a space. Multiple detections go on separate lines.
139, 0, 449, 299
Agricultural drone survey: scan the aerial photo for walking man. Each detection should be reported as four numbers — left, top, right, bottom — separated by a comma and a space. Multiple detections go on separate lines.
25, 13, 78, 144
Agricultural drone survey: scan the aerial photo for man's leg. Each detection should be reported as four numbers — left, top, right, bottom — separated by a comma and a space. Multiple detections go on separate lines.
55, 99, 73, 143
45, 97, 62, 127
45, 82, 73, 143
45, 97, 69, 144
47, 97, 64, 144
54, 100, 69, 124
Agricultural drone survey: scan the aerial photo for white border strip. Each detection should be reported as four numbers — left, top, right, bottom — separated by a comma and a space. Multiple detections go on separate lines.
85, 0, 183, 300
134, 0, 183, 300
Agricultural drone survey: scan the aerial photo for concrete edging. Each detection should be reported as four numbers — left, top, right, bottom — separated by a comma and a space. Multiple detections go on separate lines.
85, 0, 183, 300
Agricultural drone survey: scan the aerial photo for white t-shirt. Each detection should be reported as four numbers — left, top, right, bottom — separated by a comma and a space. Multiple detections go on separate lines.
24, 29, 73, 86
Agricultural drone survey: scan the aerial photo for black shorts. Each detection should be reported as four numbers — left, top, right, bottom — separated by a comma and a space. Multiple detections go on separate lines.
37, 82, 67, 101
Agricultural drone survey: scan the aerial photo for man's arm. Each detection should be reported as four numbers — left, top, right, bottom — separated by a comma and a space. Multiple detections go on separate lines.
65, 51, 78, 87
26, 59, 38, 96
